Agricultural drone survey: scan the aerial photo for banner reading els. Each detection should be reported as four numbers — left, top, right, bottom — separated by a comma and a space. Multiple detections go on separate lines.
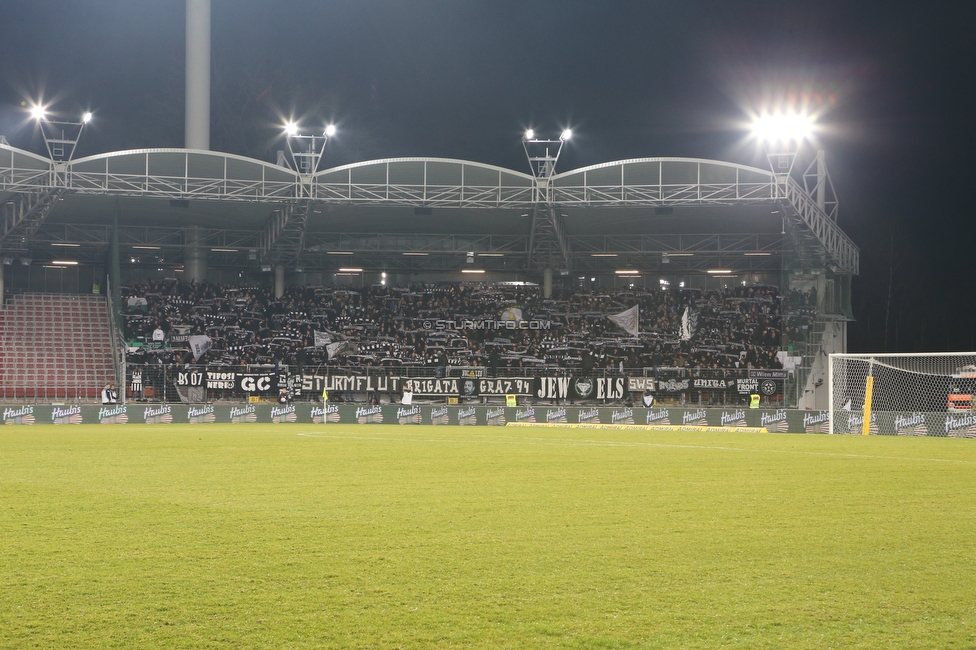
236, 373, 278, 393
534, 376, 626, 400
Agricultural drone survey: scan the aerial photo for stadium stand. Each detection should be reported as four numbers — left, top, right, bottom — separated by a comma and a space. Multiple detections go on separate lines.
0, 293, 117, 399
121, 280, 805, 376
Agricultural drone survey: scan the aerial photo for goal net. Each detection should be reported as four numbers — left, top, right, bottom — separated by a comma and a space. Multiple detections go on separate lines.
829, 352, 976, 436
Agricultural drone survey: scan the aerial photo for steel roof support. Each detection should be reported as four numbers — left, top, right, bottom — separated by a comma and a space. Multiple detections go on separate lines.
0, 188, 65, 252
259, 200, 313, 266
526, 206, 572, 272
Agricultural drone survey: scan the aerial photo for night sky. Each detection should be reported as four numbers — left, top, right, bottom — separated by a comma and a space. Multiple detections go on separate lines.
0, 1, 973, 353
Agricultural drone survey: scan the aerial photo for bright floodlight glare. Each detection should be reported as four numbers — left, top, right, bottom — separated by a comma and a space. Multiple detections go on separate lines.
82, 111, 93, 124
560, 128, 572, 141
324, 124, 336, 137
30, 105, 46, 120
751, 113, 814, 142
524, 128, 535, 140
284, 121, 299, 136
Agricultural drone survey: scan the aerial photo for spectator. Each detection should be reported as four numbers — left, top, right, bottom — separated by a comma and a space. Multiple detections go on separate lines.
101, 382, 118, 404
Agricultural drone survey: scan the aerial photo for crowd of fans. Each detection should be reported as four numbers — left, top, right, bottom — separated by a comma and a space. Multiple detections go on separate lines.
121, 280, 818, 375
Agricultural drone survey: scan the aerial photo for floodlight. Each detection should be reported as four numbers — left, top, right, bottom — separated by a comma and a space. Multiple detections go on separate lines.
524, 128, 535, 140
560, 128, 572, 141
30, 105, 46, 121
284, 121, 299, 136
751, 113, 814, 142
82, 111, 93, 124
324, 124, 336, 137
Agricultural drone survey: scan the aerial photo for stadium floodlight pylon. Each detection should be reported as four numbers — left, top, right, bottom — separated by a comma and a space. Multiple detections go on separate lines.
829, 352, 976, 436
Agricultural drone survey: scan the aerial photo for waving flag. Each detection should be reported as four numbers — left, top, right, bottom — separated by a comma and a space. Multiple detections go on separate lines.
608, 305, 639, 337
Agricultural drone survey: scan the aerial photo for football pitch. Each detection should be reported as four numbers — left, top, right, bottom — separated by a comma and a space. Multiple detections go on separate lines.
3, 424, 976, 648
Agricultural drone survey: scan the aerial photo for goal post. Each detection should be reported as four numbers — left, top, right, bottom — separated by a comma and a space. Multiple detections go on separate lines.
829, 352, 976, 436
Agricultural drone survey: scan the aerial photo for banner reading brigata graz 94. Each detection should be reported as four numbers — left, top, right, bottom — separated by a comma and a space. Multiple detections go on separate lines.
300, 374, 535, 397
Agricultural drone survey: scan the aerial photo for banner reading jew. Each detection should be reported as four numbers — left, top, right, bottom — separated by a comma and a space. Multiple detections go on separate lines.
534, 376, 627, 400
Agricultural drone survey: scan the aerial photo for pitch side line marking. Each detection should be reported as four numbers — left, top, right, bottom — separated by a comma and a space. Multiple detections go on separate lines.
296, 431, 976, 465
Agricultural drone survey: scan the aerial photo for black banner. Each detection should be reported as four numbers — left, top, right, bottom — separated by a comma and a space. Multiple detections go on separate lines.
657, 378, 691, 393
459, 377, 480, 398
749, 369, 789, 379
300, 374, 535, 396
691, 378, 736, 390
236, 373, 278, 393
177, 370, 278, 393
736, 377, 759, 395
534, 376, 628, 400
175, 369, 206, 387
627, 377, 657, 393
206, 370, 236, 390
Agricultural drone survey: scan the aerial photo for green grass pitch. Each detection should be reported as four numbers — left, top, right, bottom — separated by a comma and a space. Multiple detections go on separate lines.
3, 424, 976, 648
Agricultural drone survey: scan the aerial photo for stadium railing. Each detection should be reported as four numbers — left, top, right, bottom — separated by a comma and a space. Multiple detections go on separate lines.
125, 363, 788, 407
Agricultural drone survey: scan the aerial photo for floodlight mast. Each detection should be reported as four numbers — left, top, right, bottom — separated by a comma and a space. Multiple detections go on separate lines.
521, 129, 568, 181
284, 124, 335, 177
752, 113, 813, 197
30, 107, 90, 162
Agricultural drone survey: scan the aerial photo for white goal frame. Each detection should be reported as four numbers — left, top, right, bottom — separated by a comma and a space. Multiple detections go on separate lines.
829, 352, 976, 436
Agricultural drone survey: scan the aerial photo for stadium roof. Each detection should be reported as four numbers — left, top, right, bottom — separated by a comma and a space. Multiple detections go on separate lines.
0, 144, 857, 275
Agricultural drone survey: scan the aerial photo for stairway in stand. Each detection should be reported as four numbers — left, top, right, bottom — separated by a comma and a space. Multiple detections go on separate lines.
0, 293, 117, 401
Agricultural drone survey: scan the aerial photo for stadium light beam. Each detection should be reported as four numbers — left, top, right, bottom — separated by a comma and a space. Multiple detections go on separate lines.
751, 112, 815, 186
751, 113, 814, 144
